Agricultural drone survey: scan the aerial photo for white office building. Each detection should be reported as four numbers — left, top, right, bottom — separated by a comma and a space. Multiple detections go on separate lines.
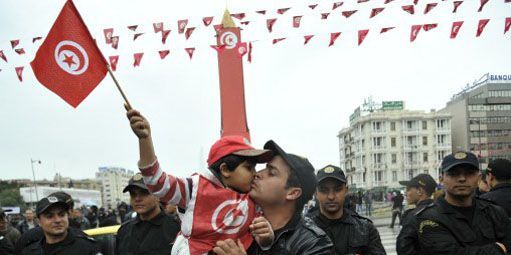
338, 100, 452, 190
95, 167, 134, 208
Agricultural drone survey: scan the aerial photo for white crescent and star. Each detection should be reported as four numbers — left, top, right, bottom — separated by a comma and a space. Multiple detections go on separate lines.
54, 40, 89, 75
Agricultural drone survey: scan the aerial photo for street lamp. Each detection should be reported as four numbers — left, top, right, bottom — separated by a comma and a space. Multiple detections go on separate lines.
30, 159, 42, 202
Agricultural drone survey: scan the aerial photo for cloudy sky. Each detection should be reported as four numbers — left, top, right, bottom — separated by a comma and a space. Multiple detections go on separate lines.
0, 0, 510, 181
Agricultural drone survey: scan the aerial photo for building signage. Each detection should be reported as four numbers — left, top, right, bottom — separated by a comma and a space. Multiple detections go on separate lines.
382, 101, 404, 111
488, 74, 511, 82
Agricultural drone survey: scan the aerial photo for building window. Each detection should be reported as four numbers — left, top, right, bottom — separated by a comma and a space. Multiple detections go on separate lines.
392, 154, 397, 164
373, 137, 384, 148
407, 120, 414, 129
422, 136, 428, 146
437, 135, 447, 145
422, 121, 427, 130
374, 171, 383, 182
391, 122, 396, 131
392, 171, 397, 181
423, 152, 428, 162
437, 119, 448, 129
363, 172, 366, 182
391, 137, 396, 147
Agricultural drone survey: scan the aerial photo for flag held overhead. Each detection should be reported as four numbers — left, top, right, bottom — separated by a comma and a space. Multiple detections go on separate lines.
31, 0, 107, 108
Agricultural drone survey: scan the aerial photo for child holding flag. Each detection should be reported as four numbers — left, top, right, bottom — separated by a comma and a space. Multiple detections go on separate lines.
126, 106, 274, 255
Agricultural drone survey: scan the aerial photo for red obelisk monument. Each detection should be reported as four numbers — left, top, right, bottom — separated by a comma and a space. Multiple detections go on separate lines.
215, 10, 251, 141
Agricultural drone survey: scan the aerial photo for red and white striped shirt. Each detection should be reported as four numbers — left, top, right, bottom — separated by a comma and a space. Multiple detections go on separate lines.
140, 160, 257, 255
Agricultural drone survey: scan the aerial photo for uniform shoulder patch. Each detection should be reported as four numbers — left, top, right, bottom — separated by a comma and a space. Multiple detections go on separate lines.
418, 220, 439, 234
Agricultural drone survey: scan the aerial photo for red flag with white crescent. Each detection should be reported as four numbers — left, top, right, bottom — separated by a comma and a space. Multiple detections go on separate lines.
203, 16, 214, 26
505, 17, 511, 34
411, 25, 421, 42
178, 19, 188, 34
133, 53, 143, 67
153, 22, 163, 33
342, 10, 357, 18
103, 28, 113, 44
476, 19, 490, 37
109, 56, 118, 71
15, 66, 24, 82
30, 0, 107, 108
450, 21, 464, 39
185, 27, 195, 40
277, 8, 290, 14
159, 50, 170, 59
358, 29, 369, 46
293, 16, 302, 28
370, 8, 384, 18
185, 47, 195, 59
161, 30, 171, 44
402, 5, 415, 14
236, 42, 247, 58
304, 35, 314, 45
111, 36, 119, 49
267, 18, 277, 33
333, 2, 344, 10
11, 40, 19, 49
424, 3, 437, 14
453, 1, 463, 13
478, 0, 489, 12
0, 50, 7, 62
329, 32, 341, 47
380, 27, 395, 33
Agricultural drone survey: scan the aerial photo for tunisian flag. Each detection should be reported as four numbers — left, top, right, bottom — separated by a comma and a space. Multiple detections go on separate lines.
31, 0, 107, 108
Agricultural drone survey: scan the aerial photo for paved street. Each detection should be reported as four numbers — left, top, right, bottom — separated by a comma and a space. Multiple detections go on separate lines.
377, 225, 400, 255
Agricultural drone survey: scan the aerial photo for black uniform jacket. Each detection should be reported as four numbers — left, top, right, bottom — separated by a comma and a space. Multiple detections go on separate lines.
310, 209, 386, 255
396, 199, 434, 255
19, 228, 100, 255
417, 196, 511, 255
115, 210, 180, 255
481, 183, 511, 218
248, 212, 334, 255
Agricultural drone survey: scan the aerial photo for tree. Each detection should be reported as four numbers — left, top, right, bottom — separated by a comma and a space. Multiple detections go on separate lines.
0, 188, 24, 207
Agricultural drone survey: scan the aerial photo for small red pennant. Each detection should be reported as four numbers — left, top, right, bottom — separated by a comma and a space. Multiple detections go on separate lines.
133, 33, 144, 41
133, 53, 144, 67
178, 19, 188, 34
293, 16, 302, 28
333, 2, 344, 10
272, 38, 286, 44
256, 10, 267, 15
15, 66, 23, 82
213, 24, 224, 33
161, 30, 171, 44
153, 22, 164, 33
321, 13, 330, 19
277, 8, 290, 14
358, 0, 370, 3
358, 29, 369, 46
478, 0, 489, 12
402, 5, 415, 14
111, 36, 119, 49
505, 17, 511, 34
423, 23, 438, 31
453, 1, 463, 13
451, 21, 464, 39
329, 32, 341, 47
159, 50, 170, 59
10, 40, 19, 49
241, 21, 250, 25
32, 37, 43, 43
384, 0, 395, 4
210, 44, 227, 53
127, 25, 138, 31
424, 3, 438, 14
380, 27, 395, 33
304, 35, 314, 45
309, 4, 318, 9
248, 42, 253, 63
185, 27, 195, 40
14, 48, 25, 55
411, 25, 422, 41
342, 10, 357, 18
185, 48, 195, 59
103, 28, 114, 44
0, 50, 7, 63
236, 42, 248, 58
203, 16, 214, 26
370, 8, 385, 18
109, 56, 119, 71
267, 18, 277, 33
231, 13, 246, 20
476, 19, 490, 37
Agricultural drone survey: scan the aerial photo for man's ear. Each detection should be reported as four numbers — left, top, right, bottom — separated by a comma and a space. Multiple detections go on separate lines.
286, 187, 302, 201
439, 174, 444, 185
219, 163, 231, 178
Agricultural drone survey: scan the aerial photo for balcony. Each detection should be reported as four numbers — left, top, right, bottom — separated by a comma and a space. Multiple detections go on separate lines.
372, 163, 387, 169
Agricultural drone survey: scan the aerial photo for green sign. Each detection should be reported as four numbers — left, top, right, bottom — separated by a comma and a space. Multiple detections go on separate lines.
349, 107, 361, 123
382, 101, 404, 111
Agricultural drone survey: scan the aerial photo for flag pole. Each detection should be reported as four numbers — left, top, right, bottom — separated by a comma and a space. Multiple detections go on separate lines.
106, 64, 132, 110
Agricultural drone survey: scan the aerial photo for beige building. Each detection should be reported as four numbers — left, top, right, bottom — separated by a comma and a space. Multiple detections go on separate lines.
440, 74, 511, 169
95, 167, 134, 208
338, 101, 452, 190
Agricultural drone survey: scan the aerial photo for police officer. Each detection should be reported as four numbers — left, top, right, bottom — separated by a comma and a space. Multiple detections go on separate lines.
481, 158, 511, 217
417, 151, 511, 254
309, 165, 385, 255
396, 174, 437, 255
116, 173, 180, 255
19, 195, 101, 255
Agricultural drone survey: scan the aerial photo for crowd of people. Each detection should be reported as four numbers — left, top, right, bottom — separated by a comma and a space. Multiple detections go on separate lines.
1, 106, 510, 255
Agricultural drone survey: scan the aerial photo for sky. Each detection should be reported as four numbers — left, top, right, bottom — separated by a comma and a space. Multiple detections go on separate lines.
0, 0, 510, 181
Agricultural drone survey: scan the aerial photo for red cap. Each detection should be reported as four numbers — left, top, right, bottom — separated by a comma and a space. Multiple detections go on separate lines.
207, 136, 273, 167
